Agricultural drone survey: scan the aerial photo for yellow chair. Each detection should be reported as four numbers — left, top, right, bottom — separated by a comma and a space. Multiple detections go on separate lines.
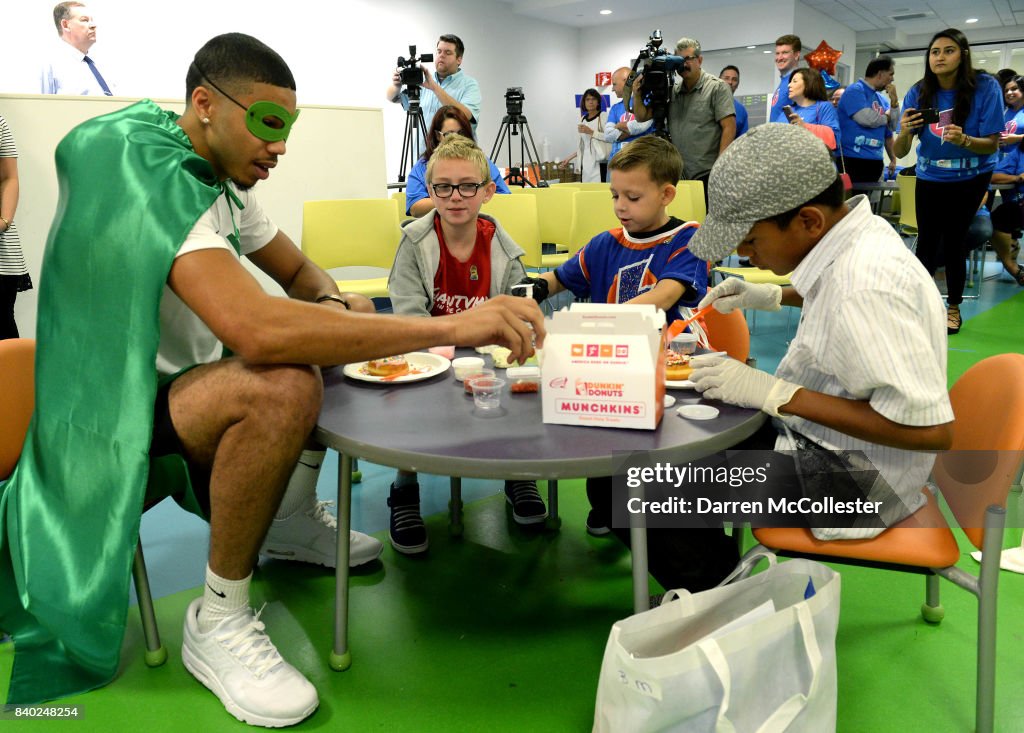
896, 172, 918, 243
674, 180, 707, 223
481, 193, 543, 269
749, 353, 1024, 733
302, 199, 402, 299
567, 190, 620, 256
390, 190, 412, 221
559, 182, 610, 192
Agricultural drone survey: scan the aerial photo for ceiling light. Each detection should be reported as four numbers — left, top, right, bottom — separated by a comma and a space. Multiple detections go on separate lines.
763, 50, 771, 54
746, 45, 756, 49
966, 17, 978, 23
600, 9, 612, 14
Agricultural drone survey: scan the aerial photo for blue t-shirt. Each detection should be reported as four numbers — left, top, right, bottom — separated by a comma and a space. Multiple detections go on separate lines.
995, 144, 1024, 204
837, 79, 891, 161
902, 74, 1004, 181
607, 100, 654, 158
553, 221, 707, 324
788, 101, 841, 147
770, 70, 796, 122
734, 99, 749, 137
405, 156, 511, 215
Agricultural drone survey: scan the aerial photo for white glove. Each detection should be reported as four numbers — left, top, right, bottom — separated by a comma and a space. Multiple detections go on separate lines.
698, 278, 782, 314
690, 354, 801, 417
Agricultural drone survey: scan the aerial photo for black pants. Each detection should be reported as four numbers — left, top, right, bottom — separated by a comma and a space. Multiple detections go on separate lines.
587, 476, 740, 593
0, 275, 20, 340
844, 157, 884, 184
915, 173, 992, 305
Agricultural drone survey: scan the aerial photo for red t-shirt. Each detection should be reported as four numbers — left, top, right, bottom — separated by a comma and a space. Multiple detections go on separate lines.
430, 217, 495, 316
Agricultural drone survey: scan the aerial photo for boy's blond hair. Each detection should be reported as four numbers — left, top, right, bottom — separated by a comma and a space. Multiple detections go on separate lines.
426, 134, 492, 185
607, 136, 682, 187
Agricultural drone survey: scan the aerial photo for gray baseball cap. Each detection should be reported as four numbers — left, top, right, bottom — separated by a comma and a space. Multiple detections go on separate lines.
689, 124, 838, 263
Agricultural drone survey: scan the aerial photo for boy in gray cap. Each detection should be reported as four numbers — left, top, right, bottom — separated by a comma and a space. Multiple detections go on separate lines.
689, 123, 953, 538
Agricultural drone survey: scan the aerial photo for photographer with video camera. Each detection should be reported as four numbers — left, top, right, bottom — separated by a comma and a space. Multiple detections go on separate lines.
386, 34, 481, 148
633, 35, 736, 206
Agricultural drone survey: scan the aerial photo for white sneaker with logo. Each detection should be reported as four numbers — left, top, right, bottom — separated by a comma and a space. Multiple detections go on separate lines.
260, 497, 383, 568
182, 598, 318, 728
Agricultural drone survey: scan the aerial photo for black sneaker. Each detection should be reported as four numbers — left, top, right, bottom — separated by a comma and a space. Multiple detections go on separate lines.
387, 483, 428, 554
503, 480, 547, 525
585, 509, 612, 537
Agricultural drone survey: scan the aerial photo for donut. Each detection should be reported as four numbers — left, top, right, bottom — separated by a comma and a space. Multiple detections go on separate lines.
367, 355, 410, 377
665, 351, 693, 381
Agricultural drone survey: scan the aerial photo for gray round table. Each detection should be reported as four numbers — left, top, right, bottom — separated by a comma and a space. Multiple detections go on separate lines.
314, 350, 766, 670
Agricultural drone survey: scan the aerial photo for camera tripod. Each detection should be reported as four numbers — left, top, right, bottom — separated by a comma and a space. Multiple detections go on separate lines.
397, 93, 428, 183
490, 114, 547, 188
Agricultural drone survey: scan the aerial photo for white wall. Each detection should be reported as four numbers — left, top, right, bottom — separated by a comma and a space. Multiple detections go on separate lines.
794, 1, 859, 87
577, 1, 797, 101
2, 93, 386, 339
2, 0, 581, 181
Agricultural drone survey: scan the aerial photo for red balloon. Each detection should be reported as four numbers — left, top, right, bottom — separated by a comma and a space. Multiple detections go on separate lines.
805, 40, 843, 76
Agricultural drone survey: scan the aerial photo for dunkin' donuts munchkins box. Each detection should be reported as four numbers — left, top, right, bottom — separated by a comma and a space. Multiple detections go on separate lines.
541, 304, 666, 430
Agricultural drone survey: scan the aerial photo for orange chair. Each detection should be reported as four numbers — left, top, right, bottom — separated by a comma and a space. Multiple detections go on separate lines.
0, 338, 34, 478
747, 353, 1024, 733
703, 308, 749, 363
0, 338, 168, 667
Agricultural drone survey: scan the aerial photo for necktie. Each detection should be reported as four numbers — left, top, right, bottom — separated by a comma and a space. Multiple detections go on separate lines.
83, 56, 113, 96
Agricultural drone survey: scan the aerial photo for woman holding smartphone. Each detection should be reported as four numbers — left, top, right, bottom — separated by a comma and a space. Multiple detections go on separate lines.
782, 68, 841, 150
559, 88, 611, 182
895, 28, 1003, 334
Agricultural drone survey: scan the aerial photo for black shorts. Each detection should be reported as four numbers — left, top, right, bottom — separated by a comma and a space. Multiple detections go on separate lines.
991, 201, 1024, 237
148, 376, 212, 517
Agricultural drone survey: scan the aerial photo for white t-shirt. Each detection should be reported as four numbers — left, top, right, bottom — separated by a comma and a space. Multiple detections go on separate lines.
156, 183, 277, 376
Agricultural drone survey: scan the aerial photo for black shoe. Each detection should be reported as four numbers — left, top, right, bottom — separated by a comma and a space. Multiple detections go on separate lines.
503, 480, 547, 525
1008, 264, 1024, 287
585, 509, 612, 537
387, 483, 428, 554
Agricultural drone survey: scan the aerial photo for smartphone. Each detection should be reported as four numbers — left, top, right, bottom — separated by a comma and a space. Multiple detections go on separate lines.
782, 105, 794, 117
918, 108, 940, 124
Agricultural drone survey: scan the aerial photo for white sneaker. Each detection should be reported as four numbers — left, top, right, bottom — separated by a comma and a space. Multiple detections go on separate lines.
182, 598, 318, 728
260, 497, 383, 568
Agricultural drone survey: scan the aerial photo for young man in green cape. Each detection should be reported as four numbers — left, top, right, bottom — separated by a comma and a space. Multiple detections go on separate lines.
0, 33, 543, 727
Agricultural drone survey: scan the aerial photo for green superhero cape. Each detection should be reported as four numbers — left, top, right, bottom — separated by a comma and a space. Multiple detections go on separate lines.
0, 100, 221, 703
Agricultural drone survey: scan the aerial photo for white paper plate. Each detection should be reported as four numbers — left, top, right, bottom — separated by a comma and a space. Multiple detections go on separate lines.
343, 352, 451, 384
663, 395, 677, 408
677, 404, 720, 421
665, 379, 697, 390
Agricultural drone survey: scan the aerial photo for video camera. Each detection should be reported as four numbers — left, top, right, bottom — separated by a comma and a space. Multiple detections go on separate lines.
505, 87, 525, 118
397, 45, 434, 99
627, 30, 687, 139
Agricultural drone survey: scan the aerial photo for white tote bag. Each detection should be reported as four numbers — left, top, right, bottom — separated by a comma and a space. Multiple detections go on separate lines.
593, 551, 840, 733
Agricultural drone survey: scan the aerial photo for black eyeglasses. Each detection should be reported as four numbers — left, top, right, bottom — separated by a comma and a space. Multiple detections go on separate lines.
431, 182, 485, 198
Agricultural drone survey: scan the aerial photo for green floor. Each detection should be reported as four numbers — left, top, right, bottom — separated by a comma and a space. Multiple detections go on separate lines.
4, 291, 1024, 732
3, 485, 1024, 732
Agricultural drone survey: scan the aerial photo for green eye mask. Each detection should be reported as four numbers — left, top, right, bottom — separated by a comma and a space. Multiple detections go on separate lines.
191, 61, 299, 142
245, 101, 300, 142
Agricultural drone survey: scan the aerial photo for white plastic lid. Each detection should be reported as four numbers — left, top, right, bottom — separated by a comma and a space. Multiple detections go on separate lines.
671, 332, 699, 343
506, 366, 540, 379
677, 404, 720, 421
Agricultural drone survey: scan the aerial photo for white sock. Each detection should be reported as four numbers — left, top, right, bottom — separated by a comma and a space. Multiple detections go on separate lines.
275, 449, 326, 519
197, 566, 251, 633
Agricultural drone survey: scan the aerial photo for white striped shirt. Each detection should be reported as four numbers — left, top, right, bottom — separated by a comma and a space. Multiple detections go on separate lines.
774, 195, 953, 538
0, 115, 25, 277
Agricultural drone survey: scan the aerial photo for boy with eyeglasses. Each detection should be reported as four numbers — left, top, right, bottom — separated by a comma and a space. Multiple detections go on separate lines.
386, 134, 547, 553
